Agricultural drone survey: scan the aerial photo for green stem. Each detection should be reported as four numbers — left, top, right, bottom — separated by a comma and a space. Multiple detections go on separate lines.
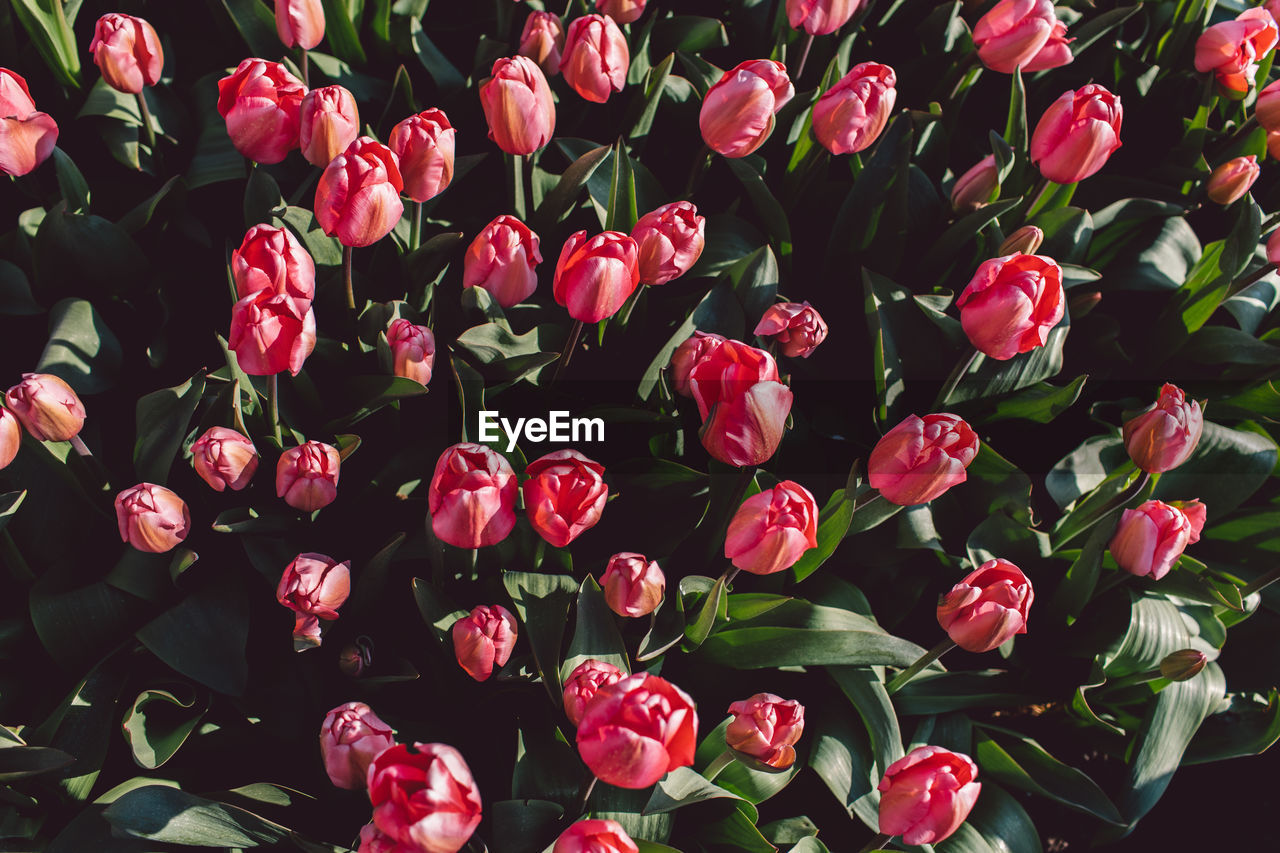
509, 153, 527, 219
703, 749, 736, 781
1263, 211, 1280, 232
411, 201, 423, 253
792, 33, 815, 80
1059, 470, 1152, 551
553, 319, 584, 382
885, 638, 956, 695
136, 91, 157, 151
267, 374, 282, 446
1226, 262, 1279, 298
1, 530, 34, 583
932, 347, 979, 410
617, 283, 646, 326
572, 773, 598, 818
343, 245, 355, 310
1241, 565, 1280, 598
522, 153, 535, 218
857, 833, 895, 853
301, 50, 310, 88
69, 435, 92, 457
721, 565, 742, 589
1021, 176, 1053, 221
682, 144, 712, 198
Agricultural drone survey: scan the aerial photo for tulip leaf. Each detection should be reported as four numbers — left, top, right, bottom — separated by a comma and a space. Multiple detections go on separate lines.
0, 746, 75, 782
34, 207, 149, 303
790, 840, 833, 853
726, 158, 792, 248
652, 16, 729, 54
219, 0, 279, 56
537, 143, 611, 228
791, 490, 855, 583
562, 576, 631, 682
728, 245, 780, 328
893, 670, 1040, 716
409, 17, 462, 91
1004, 68, 1027, 181
454, 322, 560, 382
121, 685, 210, 770
643, 767, 756, 820
133, 373, 207, 486
136, 580, 250, 697
605, 140, 638, 233
0, 260, 44, 316
1185, 688, 1280, 765
9, 0, 81, 88
502, 571, 578, 701
1069, 5, 1143, 57
980, 375, 1087, 425
936, 783, 1041, 853
830, 666, 905, 772
317, 0, 366, 65
1150, 421, 1277, 520
628, 53, 674, 144
37, 296, 124, 393
682, 575, 727, 650
103, 785, 293, 846
186, 72, 247, 189
973, 725, 1124, 824
638, 280, 744, 400
490, 799, 565, 853
691, 807, 776, 853
699, 625, 924, 669
808, 705, 881, 831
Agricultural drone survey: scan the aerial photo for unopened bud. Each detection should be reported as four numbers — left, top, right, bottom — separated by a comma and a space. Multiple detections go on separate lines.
951, 154, 999, 213
1159, 649, 1207, 682
338, 636, 373, 677
999, 225, 1044, 256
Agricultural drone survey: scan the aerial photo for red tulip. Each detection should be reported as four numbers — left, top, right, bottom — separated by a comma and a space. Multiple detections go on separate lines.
1195, 8, 1278, 95
600, 553, 665, 617
868, 413, 980, 506
463, 215, 542, 307
972, 0, 1074, 74
1258, 79, 1280, 131
452, 604, 518, 681
388, 109, 456, 203
553, 230, 640, 323
519, 12, 565, 77
724, 480, 819, 575
1269, 228, 1280, 265
1109, 499, 1206, 580
1029, 84, 1122, 184
4, 373, 86, 442
217, 59, 306, 164
812, 62, 897, 155
315, 137, 405, 247
631, 201, 706, 286
358, 823, 418, 853
427, 443, 518, 548
276, 440, 341, 511
277, 552, 351, 646
367, 743, 482, 853
228, 289, 317, 376
319, 702, 396, 790
754, 301, 829, 358
786, 0, 864, 36
231, 224, 316, 304
725, 693, 805, 770
951, 155, 999, 212
0, 408, 20, 470
1122, 383, 1203, 473
115, 483, 191, 554
479, 56, 556, 155
669, 332, 726, 397
0, 68, 58, 177
300, 85, 360, 168
878, 746, 981, 845
387, 319, 435, 387
1206, 155, 1261, 205
700, 60, 794, 158
598, 0, 647, 25
687, 339, 793, 467
576, 673, 698, 788
937, 559, 1034, 652
562, 659, 624, 726
276, 0, 326, 50
522, 450, 609, 547
190, 426, 259, 492
956, 253, 1064, 361
553, 820, 639, 853
560, 14, 629, 103
89, 14, 163, 94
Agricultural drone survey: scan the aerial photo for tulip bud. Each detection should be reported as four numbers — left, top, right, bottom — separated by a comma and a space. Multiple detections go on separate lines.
598, 0, 647, 25
479, 56, 556, 155
319, 702, 396, 789
428, 443, 519, 549
1030, 84, 1122, 184
463, 215, 542, 307
1123, 383, 1203, 473
300, 86, 360, 168
368, 743, 482, 852
277, 552, 351, 646
553, 230, 640, 323
726, 693, 805, 770
560, 14, 629, 103
812, 62, 897, 155
1109, 498, 1205, 580
600, 553, 665, 617
700, 60, 794, 158
519, 12, 565, 77
1269, 129, 1280, 161
869, 413, 980, 506
0, 408, 20, 470
973, 0, 1074, 74
522, 450, 609, 547
1268, 228, 1280, 265
1195, 8, 1278, 95
115, 483, 192, 554
878, 746, 981, 845
576, 673, 698, 788
957, 253, 1064, 361
277, 440, 341, 511
725, 481, 819, 575
1258, 79, 1280, 132
951, 155, 1000, 212
388, 109, 456, 203
0, 68, 58, 178
999, 225, 1044, 256
276, 0, 325, 50
89, 14, 163, 94
316, 137, 405, 248
554, 820, 639, 853
387, 319, 435, 387
754, 301, 829, 358
562, 659, 624, 726
669, 332, 726, 397
232, 224, 316, 304
1206, 155, 1261, 205
229, 290, 317, 376
452, 604, 518, 681
5, 373, 86, 442
217, 59, 306, 164
190, 427, 259, 492
937, 559, 1034, 652
786, 0, 864, 36
631, 201, 706, 286
338, 639, 372, 677
1159, 649, 1208, 682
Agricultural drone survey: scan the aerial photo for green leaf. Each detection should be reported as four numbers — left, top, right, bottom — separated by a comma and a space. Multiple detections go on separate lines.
52, 148, 90, 214
792, 490, 856, 582
605, 139, 639, 233
683, 575, 727, 649
699, 622, 924, 669
894, 670, 1040, 716
1151, 421, 1278, 519
643, 767, 754, 817
973, 725, 1123, 824
652, 16, 728, 53
454, 323, 559, 382
1185, 688, 1280, 765
639, 281, 744, 400
103, 785, 292, 846
409, 16, 463, 91
0, 490, 25, 534
1004, 68, 1027, 180
136, 581, 250, 696
490, 799, 565, 853
220, 0, 280, 57
502, 571, 578, 700
829, 666, 904, 774
0, 746, 75, 782
134, 373, 206, 485
809, 707, 879, 830
923, 198, 1021, 278
319, 0, 367, 63
628, 53, 674, 144
1099, 593, 1192, 678
562, 576, 631, 682
9, 0, 81, 87
33, 205, 149, 303
187, 72, 246, 189
982, 376, 1087, 424
538, 144, 611, 229
936, 783, 1041, 853
0, 259, 43, 315
36, 297, 124, 395
726, 158, 792, 247
122, 686, 210, 770
691, 807, 776, 853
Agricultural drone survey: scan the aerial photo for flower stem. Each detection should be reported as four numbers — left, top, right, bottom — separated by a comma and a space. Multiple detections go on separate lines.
554, 319, 585, 382
1263, 211, 1280, 232
572, 773, 598, 818
1226, 262, 1278, 299
932, 346, 979, 410
703, 749, 736, 781
267, 374, 282, 446
411, 201, 423, 253
857, 833, 895, 853
1059, 470, 1152, 551
885, 638, 957, 695
301, 50, 310, 87
136, 92, 157, 151
343, 245, 355, 310
617, 283, 646, 326
721, 565, 741, 589
1242, 565, 1280, 598
69, 435, 92, 457
682, 144, 712, 199
792, 33, 815, 80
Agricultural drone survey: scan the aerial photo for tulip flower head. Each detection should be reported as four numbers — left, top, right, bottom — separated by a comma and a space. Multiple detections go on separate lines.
464, 215, 542, 307
1122, 383, 1203, 473
276, 0, 326, 50
669, 332, 727, 397
754, 302, 829, 358
0, 68, 58, 177
232, 224, 316, 304
600, 553, 666, 617
277, 552, 351, 646
956, 253, 1064, 361
276, 440, 341, 511
387, 319, 436, 387
868, 414, 980, 506
190, 426, 259, 492
937, 559, 1034, 652
631, 201, 706, 286
1195, 8, 1279, 95
553, 230, 640, 323
598, 0, 647, 25
1029, 84, 1122, 184
1206, 155, 1261, 205
812, 62, 897, 155
1109, 499, 1206, 580
700, 60, 794, 158
389, 109, 456, 203
480, 56, 556, 155
452, 604, 518, 681
725, 693, 805, 770
786, 0, 864, 36
576, 673, 698, 788
562, 659, 625, 726
560, 14, 630, 103
0, 408, 20, 470
951, 154, 1000, 212
300, 85, 360, 168
687, 339, 794, 467
367, 743, 482, 853
972, 0, 1074, 74
519, 12, 565, 77
428, 443, 518, 548
725, 480, 819, 575
319, 702, 396, 789
1258, 79, 1280, 132
553, 820, 639, 853
522, 449, 609, 547
115, 483, 191, 554
5, 373, 86, 442
89, 13, 163, 94
999, 225, 1045, 256
878, 746, 981, 845
229, 289, 317, 376
315, 137, 405, 248
217, 59, 306, 164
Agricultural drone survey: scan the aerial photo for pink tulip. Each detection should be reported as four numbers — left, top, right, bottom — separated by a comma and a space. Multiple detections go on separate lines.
277, 552, 351, 646
276, 0, 326, 50
359, 822, 419, 853
878, 746, 981, 845
576, 673, 698, 789
937, 559, 1034, 652
388, 109, 456, 203
276, 440, 341, 511
1258, 79, 1280, 131
972, 0, 1074, 74
231, 224, 316, 304
686, 339, 792, 467
553, 820, 639, 853
754, 301, 829, 358
1029, 84, 1122, 184
600, 553, 665, 617
1195, 8, 1278, 95
1109, 499, 1206, 580
1269, 228, 1280, 265
190, 427, 259, 492
562, 659, 625, 726
0, 68, 58, 177
452, 604, 518, 681
0, 408, 20, 470
387, 319, 435, 387
519, 12, 565, 77
786, 0, 864, 36
553, 230, 640, 323
4, 373, 86, 442
479, 56, 556, 155
115, 483, 192, 554
319, 702, 396, 789
631, 201, 706, 285
427, 443, 519, 549
315, 137, 405, 248
228, 289, 317, 376
463, 215, 542, 307
812, 62, 897, 155
367, 743, 482, 853
669, 332, 726, 397
300, 85, 360, 168
868, 413, 980, 506
725, 693, 805, 770
1122, 383, 1203, 473
217, 59, 306, 164
598, 0, 647, 25
999, 225, 1044, 255
560, 14, 629, 103
522, 450, 609, 547
700, 60, 794, 158
956, 253, 1064, 361
89, 13, 163, 94
725, 481, 819, 575
1206, 155, 1261, 205
951, 155, 999, 212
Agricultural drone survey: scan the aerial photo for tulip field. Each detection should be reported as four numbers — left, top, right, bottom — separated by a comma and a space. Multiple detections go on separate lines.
5, 0, 1280, 851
